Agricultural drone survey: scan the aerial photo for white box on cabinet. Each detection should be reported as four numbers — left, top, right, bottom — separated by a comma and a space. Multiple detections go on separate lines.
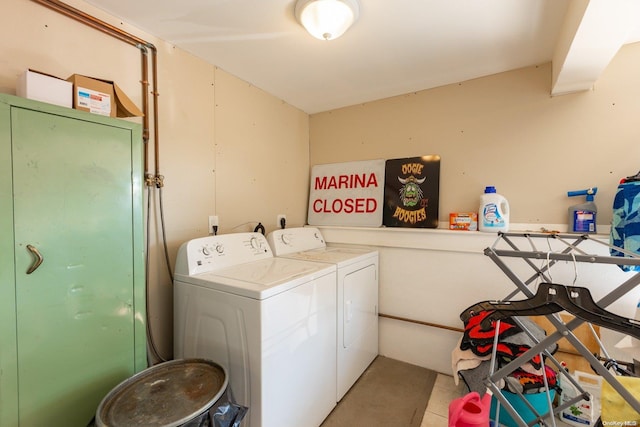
16, 69, 72, 108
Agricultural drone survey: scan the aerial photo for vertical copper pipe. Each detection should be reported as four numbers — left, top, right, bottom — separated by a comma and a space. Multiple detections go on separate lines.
150, 47, 161, 179
139, 46, 150, 179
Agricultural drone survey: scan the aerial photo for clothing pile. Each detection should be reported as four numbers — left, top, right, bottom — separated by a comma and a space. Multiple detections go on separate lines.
452, 310, 559, 396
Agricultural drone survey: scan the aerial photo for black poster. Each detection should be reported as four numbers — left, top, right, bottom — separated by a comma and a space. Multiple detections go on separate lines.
383, 155, 440, 228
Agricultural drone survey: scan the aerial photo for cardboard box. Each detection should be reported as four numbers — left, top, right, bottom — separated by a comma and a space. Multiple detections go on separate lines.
66, 74, 143, 118
17, 69, 72, 108
449, 212, 478, 231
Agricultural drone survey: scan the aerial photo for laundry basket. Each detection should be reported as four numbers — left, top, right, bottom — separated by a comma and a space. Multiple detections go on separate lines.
490, 389, 556, 427
95, 358, 234, 427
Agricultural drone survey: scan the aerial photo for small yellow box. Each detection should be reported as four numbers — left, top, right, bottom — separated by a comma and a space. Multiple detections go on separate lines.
449, 212, 478, 231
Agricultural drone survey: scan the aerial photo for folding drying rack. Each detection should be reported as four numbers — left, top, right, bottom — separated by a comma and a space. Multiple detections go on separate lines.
477, 231, 640, 427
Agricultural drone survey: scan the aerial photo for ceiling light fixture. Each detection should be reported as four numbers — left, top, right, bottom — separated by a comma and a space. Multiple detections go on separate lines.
295, 0, 360, 41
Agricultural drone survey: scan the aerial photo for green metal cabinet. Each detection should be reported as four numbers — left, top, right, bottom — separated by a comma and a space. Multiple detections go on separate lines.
0, 94, 146, 426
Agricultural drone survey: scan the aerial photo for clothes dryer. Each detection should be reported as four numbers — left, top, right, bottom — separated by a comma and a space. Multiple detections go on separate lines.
174, 232, 337, 427
267, 227, 379, 401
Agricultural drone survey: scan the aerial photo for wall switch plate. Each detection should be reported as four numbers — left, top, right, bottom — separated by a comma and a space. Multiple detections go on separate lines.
277, 214, 286, 229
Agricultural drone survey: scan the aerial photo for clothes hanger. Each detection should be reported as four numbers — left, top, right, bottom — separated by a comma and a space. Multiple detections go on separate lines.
564, 285, 640, 338
460, 283, 640, 340
459, 282, 564, 325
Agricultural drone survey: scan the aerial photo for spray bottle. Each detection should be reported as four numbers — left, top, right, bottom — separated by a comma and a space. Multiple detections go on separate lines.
567, 187, 598, 233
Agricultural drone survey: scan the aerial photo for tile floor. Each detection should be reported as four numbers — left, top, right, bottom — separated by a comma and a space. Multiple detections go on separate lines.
421, 374, 573, 427
420, 373, 466, 426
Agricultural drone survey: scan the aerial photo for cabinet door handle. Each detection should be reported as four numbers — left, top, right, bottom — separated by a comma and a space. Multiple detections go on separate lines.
26, 244, 43, 274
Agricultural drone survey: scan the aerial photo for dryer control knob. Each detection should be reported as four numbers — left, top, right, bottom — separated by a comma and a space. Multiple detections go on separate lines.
281, 234, 291, 245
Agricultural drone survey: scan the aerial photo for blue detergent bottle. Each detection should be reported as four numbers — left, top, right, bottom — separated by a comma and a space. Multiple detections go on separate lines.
567, 187, 598, 233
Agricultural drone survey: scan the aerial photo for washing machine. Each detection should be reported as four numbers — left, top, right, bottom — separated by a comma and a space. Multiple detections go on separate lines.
173, 232, 337, 427
267, 227, 379, 401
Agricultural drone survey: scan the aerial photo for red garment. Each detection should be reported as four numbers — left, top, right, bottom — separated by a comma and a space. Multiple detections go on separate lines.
460, 310, 545, 369
508, 365, 558, 392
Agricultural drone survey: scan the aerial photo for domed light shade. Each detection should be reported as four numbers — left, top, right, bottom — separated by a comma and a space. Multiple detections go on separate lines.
295, 0, 360, 41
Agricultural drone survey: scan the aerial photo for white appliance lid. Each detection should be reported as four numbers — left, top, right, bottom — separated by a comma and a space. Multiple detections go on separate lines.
177, 257, 335, 300
282, 246, 377, 267
211, 257, 330, 285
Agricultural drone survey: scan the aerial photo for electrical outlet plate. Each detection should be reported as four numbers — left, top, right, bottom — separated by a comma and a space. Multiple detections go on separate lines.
209, 215, 219, 231
277, 214, 286, 228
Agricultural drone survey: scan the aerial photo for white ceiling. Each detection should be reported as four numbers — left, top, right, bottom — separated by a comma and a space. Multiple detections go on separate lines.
84, 0, 640, 114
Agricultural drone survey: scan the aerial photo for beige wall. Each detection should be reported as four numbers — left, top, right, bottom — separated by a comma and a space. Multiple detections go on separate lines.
0, 0, 310, 360
309, 44, 640, 229
309, 46, 640, 373
4, 0, 640, 371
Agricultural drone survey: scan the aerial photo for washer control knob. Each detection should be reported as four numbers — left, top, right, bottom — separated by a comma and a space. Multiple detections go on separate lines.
250, 237, 260, 250
202, 246, 210, 256
215, 244, 224, 254
281, 234, 291, 245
